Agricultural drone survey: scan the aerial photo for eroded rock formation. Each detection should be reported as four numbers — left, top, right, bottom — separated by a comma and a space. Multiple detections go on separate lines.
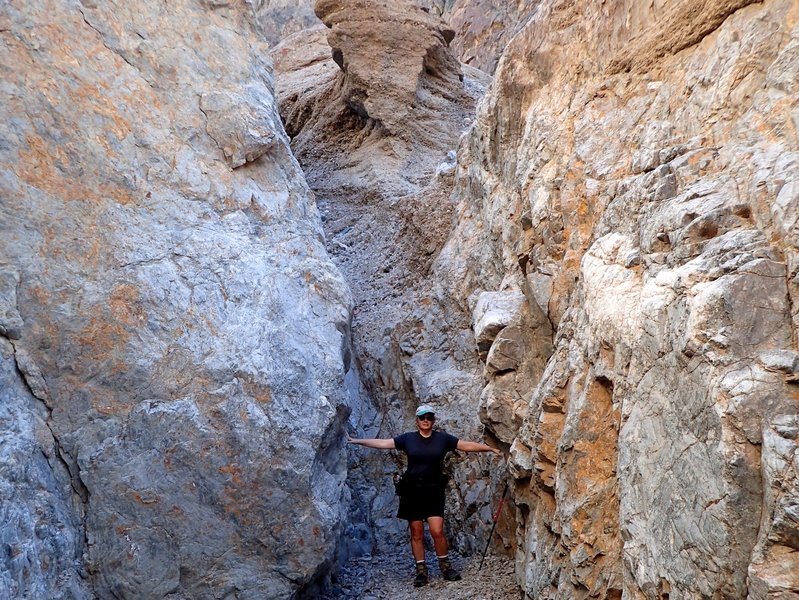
0, 1, 354, 597
267, 0, 535, 75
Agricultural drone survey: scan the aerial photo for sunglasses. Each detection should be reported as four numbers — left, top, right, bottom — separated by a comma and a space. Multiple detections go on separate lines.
417, 414, 435, 422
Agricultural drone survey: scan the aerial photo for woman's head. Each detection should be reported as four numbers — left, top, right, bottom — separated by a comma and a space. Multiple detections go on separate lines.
415, 405, 435, 430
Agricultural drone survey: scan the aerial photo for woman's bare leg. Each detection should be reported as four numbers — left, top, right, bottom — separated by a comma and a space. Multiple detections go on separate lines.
427, 516, 448, 556
409, 520, 425, 561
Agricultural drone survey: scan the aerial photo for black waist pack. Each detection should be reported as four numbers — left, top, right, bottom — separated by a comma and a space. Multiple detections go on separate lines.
393, 473, 408, 496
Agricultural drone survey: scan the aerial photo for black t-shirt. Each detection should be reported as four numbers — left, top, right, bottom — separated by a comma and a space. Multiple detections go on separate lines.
393, 430, 459, 479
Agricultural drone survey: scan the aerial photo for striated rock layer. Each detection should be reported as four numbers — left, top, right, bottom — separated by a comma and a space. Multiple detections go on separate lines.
0, 1, 354, 598
438, 0, 799, 597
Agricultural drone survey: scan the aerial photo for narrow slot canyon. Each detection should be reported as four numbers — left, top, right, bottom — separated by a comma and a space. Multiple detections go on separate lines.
1, 0, 798, 599
270, 4, 519, 594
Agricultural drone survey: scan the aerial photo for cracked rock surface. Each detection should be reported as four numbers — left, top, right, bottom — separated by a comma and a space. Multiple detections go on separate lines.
0, 1, 354, 598
0, 338, 91, 600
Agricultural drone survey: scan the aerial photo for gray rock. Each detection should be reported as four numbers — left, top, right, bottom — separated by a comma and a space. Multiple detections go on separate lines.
0, 271, 24, 340
758, 349, 799, 374
200, 86, 282, 169
471, 289, 527, 356
13, 347, 51, 406
0, 339, 91, 600
0, 1, 355, 597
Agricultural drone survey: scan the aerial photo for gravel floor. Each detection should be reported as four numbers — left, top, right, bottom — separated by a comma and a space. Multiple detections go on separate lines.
321, 551, 521, 600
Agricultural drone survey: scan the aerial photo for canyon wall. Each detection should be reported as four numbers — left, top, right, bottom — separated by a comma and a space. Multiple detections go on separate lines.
437, 0, 799, 597
0, 1, 354, 598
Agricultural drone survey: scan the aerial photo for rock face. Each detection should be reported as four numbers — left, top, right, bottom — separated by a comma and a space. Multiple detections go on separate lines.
252, 0, 321, 46
436, 0, 799, 596
446, 0, 536, 73
0, 339, 91, 600
0, 1, 354, 598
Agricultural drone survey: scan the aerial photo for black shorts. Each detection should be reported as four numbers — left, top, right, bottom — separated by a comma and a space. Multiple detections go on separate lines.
397, 483, 446, 521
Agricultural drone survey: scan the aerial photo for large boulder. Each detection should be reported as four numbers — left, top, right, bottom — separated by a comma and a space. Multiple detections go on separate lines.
0, 1, 354, 597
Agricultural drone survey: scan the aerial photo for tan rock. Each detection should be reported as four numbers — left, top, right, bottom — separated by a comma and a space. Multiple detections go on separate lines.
314, 0, 464, 138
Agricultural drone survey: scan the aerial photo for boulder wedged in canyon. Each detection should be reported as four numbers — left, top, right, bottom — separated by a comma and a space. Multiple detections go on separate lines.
262, 0, 536, 75
276, 0, 486, 182
436, 0, 799, 597
313, 0, 466, 141
0, 1, 354, 597
272, 0, 515, 557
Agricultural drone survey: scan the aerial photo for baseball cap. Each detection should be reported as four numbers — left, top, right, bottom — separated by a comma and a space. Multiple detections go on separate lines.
415, 404, 435, 417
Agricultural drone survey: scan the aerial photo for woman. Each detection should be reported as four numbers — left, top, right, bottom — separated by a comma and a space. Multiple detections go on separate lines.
348, 404, 502, 587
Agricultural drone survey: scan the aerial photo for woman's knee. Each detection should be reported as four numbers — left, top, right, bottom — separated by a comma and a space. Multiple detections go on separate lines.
409, 521, 424, 542
428, 520, 445, 540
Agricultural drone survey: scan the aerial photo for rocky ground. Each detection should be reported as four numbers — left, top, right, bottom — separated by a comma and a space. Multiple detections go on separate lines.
322, 551, 519, 599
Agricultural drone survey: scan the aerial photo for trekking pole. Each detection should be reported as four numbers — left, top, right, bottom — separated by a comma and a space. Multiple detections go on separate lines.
478, 480, 509, 571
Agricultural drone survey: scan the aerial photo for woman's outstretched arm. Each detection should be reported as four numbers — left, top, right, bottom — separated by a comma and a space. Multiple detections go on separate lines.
348, 436, 396, 450
456, 440, 502, 455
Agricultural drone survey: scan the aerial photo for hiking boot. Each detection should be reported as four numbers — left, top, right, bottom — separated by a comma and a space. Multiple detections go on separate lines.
413, 562, 428, 587
438, 556, 462, 582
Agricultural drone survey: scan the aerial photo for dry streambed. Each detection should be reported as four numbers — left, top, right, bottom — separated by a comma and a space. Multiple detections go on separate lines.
322, 551, 519, 599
